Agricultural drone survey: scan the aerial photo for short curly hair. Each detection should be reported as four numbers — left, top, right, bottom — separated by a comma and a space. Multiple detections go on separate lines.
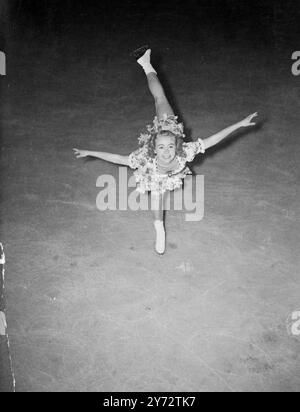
146, 131, 185, 159
138, 115, 186, 159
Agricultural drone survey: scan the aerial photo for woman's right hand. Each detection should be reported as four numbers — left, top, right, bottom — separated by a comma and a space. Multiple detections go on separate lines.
73, 148, 90, 158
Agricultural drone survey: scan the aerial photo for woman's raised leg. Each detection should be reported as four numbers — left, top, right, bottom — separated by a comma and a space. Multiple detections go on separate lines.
147, 72, 174, 120
137, 49, 174, 120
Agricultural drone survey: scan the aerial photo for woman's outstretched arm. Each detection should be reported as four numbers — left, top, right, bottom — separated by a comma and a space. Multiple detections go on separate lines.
73, 149, 129, 166
203, 112, 258, 150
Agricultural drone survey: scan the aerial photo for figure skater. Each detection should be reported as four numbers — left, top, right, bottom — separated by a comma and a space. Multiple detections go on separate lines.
73, 46, 258, 255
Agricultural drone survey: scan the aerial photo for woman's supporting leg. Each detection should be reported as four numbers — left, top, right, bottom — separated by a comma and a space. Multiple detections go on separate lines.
153, 199, 164, 221
152, 193, 166, 255
137, 49, 174, 120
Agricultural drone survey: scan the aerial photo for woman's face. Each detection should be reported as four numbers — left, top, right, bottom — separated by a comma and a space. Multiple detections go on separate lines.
155, 133, 176, 165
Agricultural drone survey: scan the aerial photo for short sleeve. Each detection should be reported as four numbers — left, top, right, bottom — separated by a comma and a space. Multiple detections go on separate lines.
128, 147, 148, 169
182, 138, 206, 162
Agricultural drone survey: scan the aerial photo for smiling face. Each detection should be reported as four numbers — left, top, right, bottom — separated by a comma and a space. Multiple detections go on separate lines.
155, 133, 177, 165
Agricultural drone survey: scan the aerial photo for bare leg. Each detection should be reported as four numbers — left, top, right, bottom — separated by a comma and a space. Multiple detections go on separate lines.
146, 72, 174, 120
152, 192, 165, 221
152, 192, 166, 255
137, 49, 174, 120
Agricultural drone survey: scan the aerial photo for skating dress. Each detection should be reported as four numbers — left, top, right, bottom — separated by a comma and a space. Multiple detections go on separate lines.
128, 138, 206, 194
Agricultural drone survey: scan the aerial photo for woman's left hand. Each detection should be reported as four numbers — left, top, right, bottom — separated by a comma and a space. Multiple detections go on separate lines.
239, 112, 258, 127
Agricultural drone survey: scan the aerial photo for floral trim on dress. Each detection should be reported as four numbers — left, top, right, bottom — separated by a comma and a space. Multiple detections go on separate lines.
138, 114, 185, 147
182, 138, 205, 162
128, 138, 206, 194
